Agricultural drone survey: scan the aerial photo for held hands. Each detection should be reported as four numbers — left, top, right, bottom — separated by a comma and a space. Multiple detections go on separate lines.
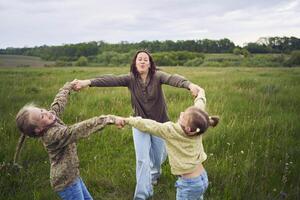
70, 79, 91, 91
189, 83, 204, 97
114, 116, 126, 129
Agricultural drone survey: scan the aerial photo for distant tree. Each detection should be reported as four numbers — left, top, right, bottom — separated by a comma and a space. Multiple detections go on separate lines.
75, 56, 88, 66
245, 37, 300, 53
245, 43, 271, 53
218, 38, 235, 53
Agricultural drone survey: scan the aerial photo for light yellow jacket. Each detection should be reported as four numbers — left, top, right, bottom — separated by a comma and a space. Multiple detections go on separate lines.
126, 91, 207, 175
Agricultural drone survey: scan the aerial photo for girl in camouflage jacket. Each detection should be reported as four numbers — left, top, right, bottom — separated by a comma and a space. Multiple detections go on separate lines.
14, 82, 117, 200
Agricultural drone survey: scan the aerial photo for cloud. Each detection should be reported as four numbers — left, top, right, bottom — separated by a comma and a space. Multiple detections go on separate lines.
0, 0, 299, 48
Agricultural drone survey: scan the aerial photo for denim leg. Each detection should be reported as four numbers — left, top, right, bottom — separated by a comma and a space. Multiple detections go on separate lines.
57, 178, 84, 200
79, 178, 93, 200
150, 135, 167, 182
175, 171, 209, 200
133, 128, 153, 200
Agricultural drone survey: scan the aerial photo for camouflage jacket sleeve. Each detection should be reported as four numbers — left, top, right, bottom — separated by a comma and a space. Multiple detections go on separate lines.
44, 115, 115, 148
194, 89, 206, 110
50, 82, 73, 117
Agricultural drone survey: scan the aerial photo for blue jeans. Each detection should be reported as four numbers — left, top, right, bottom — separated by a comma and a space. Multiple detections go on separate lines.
57, 177, 93, 200
132, 128, 167, 200
175, 171, 208, 200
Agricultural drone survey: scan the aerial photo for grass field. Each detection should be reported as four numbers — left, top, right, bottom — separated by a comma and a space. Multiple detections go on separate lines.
0, 55, 55, 67
0, 66, 299, 200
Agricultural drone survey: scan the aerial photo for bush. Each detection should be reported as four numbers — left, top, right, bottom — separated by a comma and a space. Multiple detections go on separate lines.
55, 60, 72, 67
95, 51, 132, 66
269, 54, 285, 63
153, 51, 205, 66
75, 56, 88, 66
285, 51, 300, 67
184, 57, 204, 66
241, 49, 250, 57
233, 48, 241, 55
232, 48, 250, 58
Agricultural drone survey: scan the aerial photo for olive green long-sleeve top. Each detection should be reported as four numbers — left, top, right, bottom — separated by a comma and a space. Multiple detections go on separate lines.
90, 71, 191, 123
41, 83, 115, 191
126, 91, 207, 175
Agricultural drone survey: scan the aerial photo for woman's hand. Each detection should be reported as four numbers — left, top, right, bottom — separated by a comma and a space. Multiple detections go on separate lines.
71, 79, 91, 91
189, 83, 203, 97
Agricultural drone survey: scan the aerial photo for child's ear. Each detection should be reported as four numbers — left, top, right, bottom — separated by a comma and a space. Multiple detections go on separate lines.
185, 127, 191, 134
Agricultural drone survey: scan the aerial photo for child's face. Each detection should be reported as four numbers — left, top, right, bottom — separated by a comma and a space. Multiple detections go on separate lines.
178, 110, 189, 127
178, 108, 192, 133
178, 108, 197, 136
29, 107, 56, 133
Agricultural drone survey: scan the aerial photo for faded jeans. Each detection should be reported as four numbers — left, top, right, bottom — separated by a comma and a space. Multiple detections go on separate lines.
57, 177, 93, 200
175, 170, 208, 200
132, 128, 167, 200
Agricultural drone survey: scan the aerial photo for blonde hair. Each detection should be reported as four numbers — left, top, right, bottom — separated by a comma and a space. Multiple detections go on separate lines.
14, 103, 39, 165
186, 106, 219, 135
13, 134, 26, 165
15, 103, 38, 137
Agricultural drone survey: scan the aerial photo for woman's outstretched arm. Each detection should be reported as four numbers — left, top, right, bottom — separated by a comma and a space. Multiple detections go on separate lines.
73, 74, 130, 91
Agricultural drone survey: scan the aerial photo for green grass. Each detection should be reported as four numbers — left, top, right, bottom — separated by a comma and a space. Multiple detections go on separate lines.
0, 67, 299, 200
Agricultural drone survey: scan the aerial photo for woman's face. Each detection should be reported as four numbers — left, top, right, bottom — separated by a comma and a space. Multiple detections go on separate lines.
135, 52, 150, 75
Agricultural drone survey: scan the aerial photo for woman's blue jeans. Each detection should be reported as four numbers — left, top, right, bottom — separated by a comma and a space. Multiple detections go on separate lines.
175, 171, 208, 200
57, 177, 93, 200
132, 128, 167, 200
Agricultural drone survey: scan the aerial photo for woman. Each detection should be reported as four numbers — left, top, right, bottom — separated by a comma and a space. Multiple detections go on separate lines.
73, 50, 201, 200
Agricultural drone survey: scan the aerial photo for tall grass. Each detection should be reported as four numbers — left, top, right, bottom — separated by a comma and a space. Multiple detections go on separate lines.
0, 67, 299, 200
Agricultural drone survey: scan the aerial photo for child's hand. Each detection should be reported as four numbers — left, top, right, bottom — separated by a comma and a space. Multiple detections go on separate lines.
72, 79, 91, 91
189, 83, 203, 97
115, 117, 126, 129
197, 87, 205, 97
70, 79, 78, 90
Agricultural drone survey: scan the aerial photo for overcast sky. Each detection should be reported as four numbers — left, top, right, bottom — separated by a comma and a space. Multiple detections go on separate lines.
0, 0, 299, 48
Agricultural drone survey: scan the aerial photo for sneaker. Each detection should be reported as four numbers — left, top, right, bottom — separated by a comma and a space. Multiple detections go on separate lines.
152, 179, 158, 185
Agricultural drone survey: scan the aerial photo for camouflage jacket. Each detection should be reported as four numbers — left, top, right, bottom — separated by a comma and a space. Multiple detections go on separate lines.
40, 83, 115, 191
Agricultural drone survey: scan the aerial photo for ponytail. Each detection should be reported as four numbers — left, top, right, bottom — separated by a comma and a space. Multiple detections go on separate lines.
209, 116, 219, 127
186, 106, 220, 135
13, 133, 26, 165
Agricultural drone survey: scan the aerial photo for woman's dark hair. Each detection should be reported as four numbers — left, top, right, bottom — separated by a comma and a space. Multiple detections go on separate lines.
130, 50, 157, 78
187, 106, 219, 135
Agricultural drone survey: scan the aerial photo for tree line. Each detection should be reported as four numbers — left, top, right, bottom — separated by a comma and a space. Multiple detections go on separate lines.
0, 37, 298, 61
